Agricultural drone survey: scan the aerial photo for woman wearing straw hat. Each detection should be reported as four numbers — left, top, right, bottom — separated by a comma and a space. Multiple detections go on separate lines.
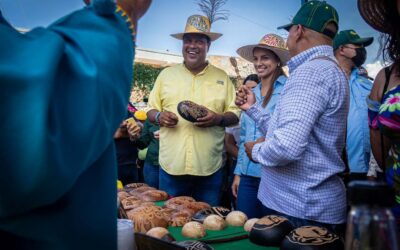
360, 0, 400, 226
232, 34, 288, 218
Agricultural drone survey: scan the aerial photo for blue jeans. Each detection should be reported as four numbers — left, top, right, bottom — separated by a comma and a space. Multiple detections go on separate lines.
159, 167, 223, 206
261, 206, 346, 238
237, 175, 263, 218
143, 161, 159, 189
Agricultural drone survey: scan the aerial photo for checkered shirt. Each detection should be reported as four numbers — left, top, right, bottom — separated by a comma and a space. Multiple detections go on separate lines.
247, 45, 349, 224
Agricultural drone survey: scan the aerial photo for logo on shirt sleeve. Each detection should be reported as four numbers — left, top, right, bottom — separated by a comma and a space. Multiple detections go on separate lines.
216, 80, 224, 85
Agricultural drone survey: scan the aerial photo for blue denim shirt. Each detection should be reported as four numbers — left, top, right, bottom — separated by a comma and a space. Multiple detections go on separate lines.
347, 68, 373, 173
234, 75, 286, 177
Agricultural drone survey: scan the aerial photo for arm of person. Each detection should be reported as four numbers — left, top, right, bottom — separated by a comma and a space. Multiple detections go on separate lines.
147, 74, 179, 127
368, 68, 392, 167
135, 120, 152, 149
0, 1, 136, 217
236, 85, 272, 134
225, 133, 239, 159
250, 67, 331, 167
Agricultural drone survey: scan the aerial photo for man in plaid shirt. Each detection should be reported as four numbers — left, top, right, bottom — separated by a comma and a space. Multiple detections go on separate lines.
236, 1, 349, 236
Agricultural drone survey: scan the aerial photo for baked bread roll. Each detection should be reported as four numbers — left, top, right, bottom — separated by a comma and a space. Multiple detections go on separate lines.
181, 221, 206, 238
203, 215, 226, 230
226, 211, 248, 226
127, 206, 167, 233
146, 227, 175, 242
192, 207, 231, 223
140, 190, 169, 202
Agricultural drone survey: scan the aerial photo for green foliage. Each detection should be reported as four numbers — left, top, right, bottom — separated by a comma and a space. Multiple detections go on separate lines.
133, 63, 165, 94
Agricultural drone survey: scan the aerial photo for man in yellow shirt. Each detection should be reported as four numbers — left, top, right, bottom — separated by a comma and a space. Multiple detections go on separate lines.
147, 15, 240, 205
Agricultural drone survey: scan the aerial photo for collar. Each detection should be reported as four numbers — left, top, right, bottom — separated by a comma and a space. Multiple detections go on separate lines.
287, 45, 334, 72
254, 75, 287, 97
183, 61, 210, 76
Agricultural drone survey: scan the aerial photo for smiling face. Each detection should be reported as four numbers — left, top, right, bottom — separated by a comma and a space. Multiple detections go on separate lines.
252, 47, 280, 79
182, 33, 209, 74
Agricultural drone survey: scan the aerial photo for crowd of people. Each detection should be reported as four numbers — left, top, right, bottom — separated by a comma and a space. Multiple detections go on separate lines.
1, 0, 400, 249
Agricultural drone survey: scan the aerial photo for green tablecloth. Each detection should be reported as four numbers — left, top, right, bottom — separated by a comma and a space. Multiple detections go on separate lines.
168, 225, 278, 250
154, 201, 278, 250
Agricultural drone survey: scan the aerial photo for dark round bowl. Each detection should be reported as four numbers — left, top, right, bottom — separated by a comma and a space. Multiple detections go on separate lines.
280, 226, 343, 250
249, 215, 293, 247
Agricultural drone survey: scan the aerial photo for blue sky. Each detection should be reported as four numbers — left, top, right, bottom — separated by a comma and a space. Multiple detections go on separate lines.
0, 0, 381, 65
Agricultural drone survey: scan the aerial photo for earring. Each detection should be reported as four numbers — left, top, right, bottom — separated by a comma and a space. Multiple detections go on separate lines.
277, 63, 281, 67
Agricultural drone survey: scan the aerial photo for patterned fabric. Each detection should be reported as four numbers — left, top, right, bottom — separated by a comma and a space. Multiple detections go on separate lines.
247, 45, 349, 224
367, 85, 400, 217
234, 76, 286, 178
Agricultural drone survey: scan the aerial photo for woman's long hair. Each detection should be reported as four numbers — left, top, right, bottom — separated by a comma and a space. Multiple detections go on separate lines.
261, 52, 284, 108
379, 0, 400, 75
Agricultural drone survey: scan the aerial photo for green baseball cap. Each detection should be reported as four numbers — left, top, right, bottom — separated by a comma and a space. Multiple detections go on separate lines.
278, 1, 339, 39
333, 29, 374, 50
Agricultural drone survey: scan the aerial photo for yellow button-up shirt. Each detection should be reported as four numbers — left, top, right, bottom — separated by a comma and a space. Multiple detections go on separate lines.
147, 63, 240, 176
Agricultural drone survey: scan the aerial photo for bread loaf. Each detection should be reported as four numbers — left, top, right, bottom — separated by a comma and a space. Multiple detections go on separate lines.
169, 211, 192, 227
163, 196, 196, 209
140, 190, 169, 202
121, 196, 142, 210
124, 182, 148, 190
129, 186, 156, 195
127, 206, 167, 233
117, 191, 131, 201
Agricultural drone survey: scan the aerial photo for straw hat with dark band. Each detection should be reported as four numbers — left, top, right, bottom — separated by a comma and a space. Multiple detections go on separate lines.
171, 15, 222, 41
358, 0, 391, 33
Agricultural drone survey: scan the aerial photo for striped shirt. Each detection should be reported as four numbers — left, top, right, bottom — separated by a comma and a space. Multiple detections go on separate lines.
247, 45, 349, 224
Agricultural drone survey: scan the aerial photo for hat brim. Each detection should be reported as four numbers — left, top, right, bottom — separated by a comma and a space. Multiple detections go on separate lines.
236, 44, 290, 66
171, 32, 222, 41
358, 0, 388, 33
352, 37, 374, 47
277, 23, 293, 31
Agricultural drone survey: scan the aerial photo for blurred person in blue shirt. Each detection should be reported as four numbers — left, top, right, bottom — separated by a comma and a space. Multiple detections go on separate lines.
333, 29, 374, 180
0, 0, 151, 249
